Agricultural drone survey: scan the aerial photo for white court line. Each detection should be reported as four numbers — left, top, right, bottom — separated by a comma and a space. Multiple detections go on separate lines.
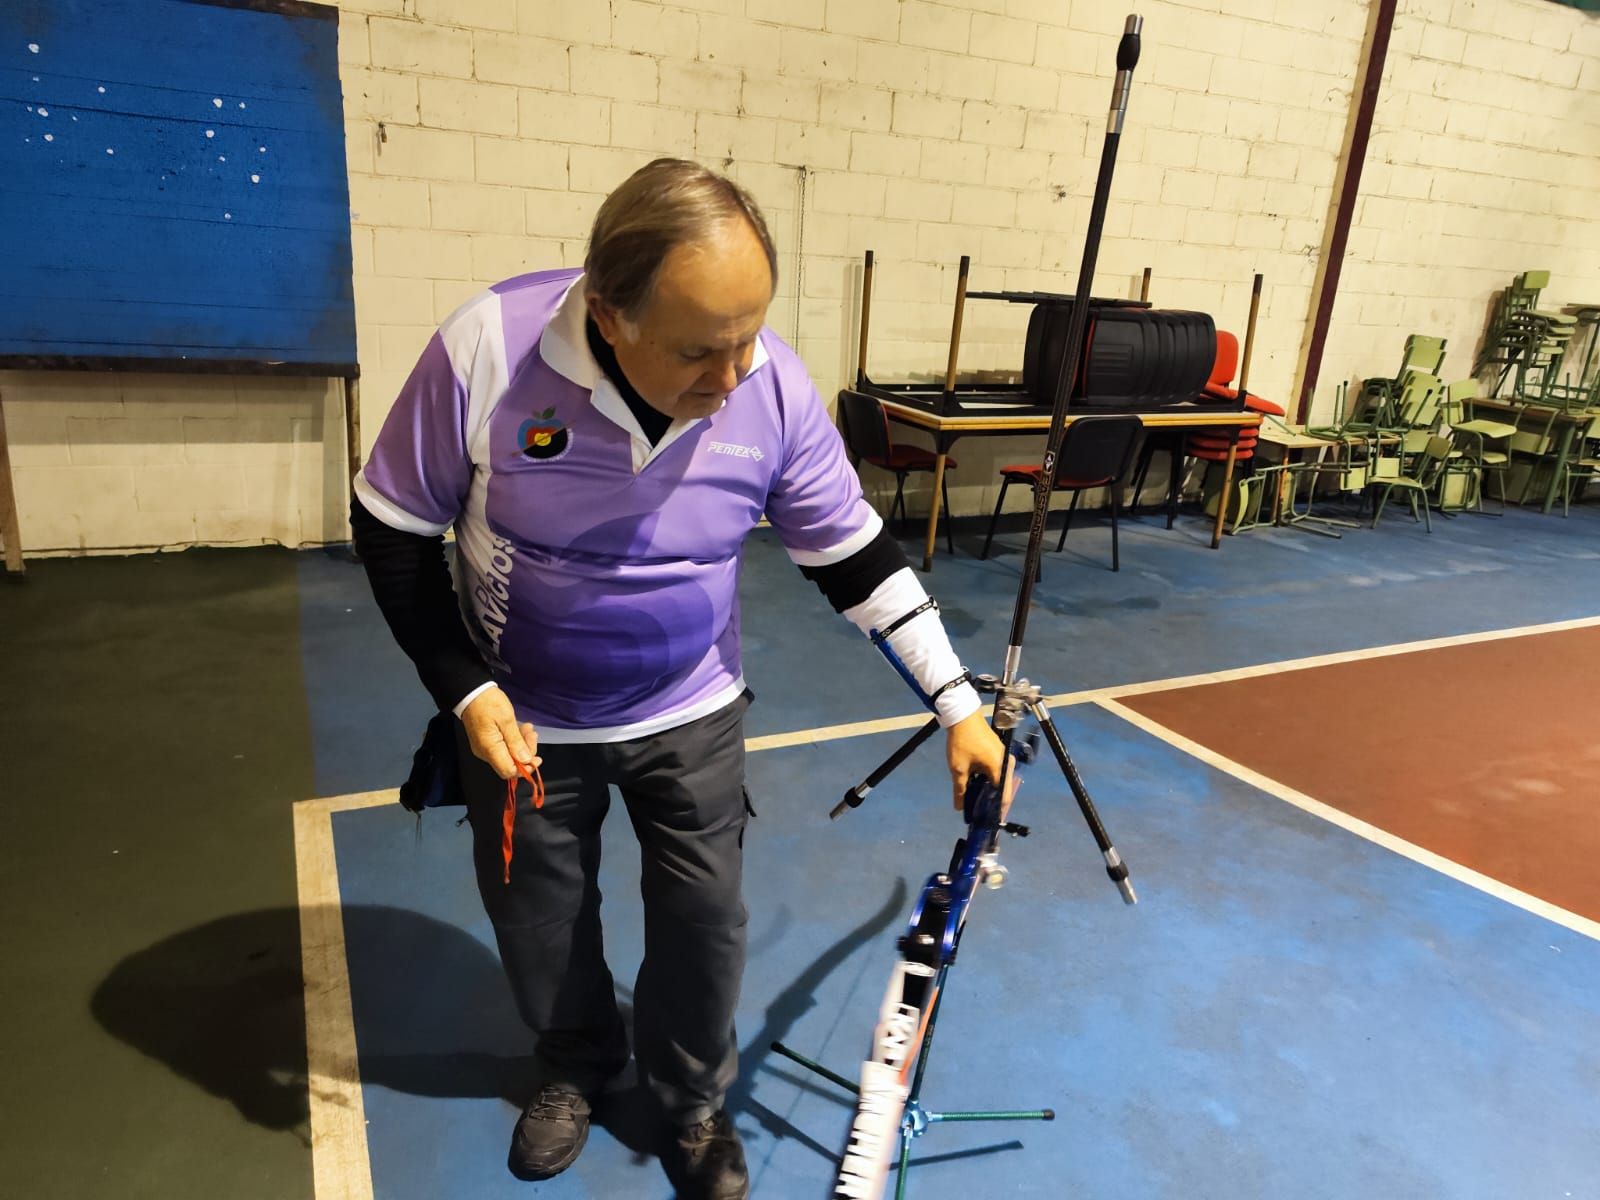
747, 613, 1600, 752
300, 789, 399, 817
296, 613, 1600, 1194
1088, 612, 1600, 700
1097, 697, 1600, 944
294, 792, 388, 1200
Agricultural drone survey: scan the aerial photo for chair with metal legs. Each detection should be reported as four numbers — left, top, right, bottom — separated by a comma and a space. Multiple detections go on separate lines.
837, 389, 957, 553
1443, 378, 1516, 513
980, 414, 1143, 573
1369, 435, 1453, 532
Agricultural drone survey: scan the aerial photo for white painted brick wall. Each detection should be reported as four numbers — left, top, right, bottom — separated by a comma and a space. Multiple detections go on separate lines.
1315, 0, 1600, 424
7, 0, 1598, 556
4, 374, 341, 554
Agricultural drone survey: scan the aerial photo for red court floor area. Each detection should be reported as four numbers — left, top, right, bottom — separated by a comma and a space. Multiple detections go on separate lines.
1121, 626, 1600, 924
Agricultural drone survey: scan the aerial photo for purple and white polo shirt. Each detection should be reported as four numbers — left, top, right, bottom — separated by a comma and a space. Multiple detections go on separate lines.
355, 268, 883, 742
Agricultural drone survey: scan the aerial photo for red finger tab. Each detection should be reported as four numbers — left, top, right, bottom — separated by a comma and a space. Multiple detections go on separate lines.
500, 762, 547, 884
500, 783, 515, 885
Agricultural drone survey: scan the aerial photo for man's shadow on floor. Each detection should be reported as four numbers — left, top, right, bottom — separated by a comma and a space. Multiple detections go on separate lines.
90, 889, 908, 1170
90, 906, 533, 1149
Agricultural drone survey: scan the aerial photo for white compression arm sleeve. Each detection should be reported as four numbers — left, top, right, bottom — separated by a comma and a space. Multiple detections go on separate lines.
841, 567, 981, 727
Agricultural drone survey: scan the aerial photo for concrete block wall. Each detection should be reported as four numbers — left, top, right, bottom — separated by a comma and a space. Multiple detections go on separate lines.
1317, 0, 1600, 421
4, 0, 1597, 554
4, 373, 345, 555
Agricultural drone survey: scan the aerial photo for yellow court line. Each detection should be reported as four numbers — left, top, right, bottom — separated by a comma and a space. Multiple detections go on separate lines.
1096, 697, 1600, 945
295, 612, 1600, 1194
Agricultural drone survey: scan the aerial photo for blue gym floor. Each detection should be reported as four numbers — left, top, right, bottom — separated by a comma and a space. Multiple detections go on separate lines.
298, 504, 1600, 1199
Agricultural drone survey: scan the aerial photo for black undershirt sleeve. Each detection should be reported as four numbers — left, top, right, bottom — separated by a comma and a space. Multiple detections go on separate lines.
349, 496, 494, 713
798, 525, 910, 613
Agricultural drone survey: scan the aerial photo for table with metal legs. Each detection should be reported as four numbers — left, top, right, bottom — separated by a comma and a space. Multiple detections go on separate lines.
1255, 422, 1366, 536
866, 394, 1261, 570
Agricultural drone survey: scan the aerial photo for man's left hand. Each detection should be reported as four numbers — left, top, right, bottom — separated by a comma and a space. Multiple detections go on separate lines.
945, 710, 1015, 816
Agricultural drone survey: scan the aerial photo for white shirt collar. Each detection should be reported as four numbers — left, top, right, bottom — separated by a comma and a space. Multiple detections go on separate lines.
538, 274, 598, 388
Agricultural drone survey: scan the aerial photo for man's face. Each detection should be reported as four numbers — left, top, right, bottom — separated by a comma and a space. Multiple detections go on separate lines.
587, 218, 773, 421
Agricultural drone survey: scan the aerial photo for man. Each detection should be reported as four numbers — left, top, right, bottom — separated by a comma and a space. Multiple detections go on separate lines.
351, 158, 1005, 1199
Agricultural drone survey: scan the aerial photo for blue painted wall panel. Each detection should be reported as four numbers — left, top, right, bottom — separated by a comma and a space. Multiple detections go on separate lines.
1, 0, 356, 367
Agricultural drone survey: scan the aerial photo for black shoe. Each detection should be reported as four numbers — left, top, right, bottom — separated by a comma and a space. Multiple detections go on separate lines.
508, 1084, 591, 1181
665, 1109, 749, 1200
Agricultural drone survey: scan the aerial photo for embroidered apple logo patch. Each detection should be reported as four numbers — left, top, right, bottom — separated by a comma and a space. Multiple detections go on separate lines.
518, 407, 569, 461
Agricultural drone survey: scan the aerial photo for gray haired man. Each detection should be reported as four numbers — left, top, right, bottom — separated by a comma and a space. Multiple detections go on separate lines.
353, 159, 1006, 1197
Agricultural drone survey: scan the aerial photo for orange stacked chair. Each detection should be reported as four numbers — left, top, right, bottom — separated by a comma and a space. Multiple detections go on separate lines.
1188, 330, 1284, 451
1128, 331, 1284, 527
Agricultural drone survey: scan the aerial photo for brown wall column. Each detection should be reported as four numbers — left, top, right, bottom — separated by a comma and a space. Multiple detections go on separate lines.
1291, 0, 1399, 424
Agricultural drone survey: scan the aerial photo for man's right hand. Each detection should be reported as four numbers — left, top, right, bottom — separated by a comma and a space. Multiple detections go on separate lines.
461, 686, 541, 780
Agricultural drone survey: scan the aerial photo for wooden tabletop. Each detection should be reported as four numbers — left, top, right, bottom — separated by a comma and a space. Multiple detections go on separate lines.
1472, 396, 1600, 422
1255, 421, 1342, 450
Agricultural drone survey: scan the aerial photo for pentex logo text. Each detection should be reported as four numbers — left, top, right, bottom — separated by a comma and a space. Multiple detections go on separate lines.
707, 440, 764, 462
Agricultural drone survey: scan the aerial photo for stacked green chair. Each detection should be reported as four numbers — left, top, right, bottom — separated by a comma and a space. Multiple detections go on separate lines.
1351, 334, 1447, 431
1476, 271, 1545, 379
1369, 435, 1454, 533
1477, 271, 1578, 397
1442, 378, 1517, 512
1366, 370, 1445, 485
1507, 313, 1577, 399
1567, 303, 1600, 393
1555, 409, 1600, 516
1510, 370, 1600, 506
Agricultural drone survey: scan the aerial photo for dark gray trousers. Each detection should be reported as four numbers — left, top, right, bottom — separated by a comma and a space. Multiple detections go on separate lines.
456, 693, 752, 1124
